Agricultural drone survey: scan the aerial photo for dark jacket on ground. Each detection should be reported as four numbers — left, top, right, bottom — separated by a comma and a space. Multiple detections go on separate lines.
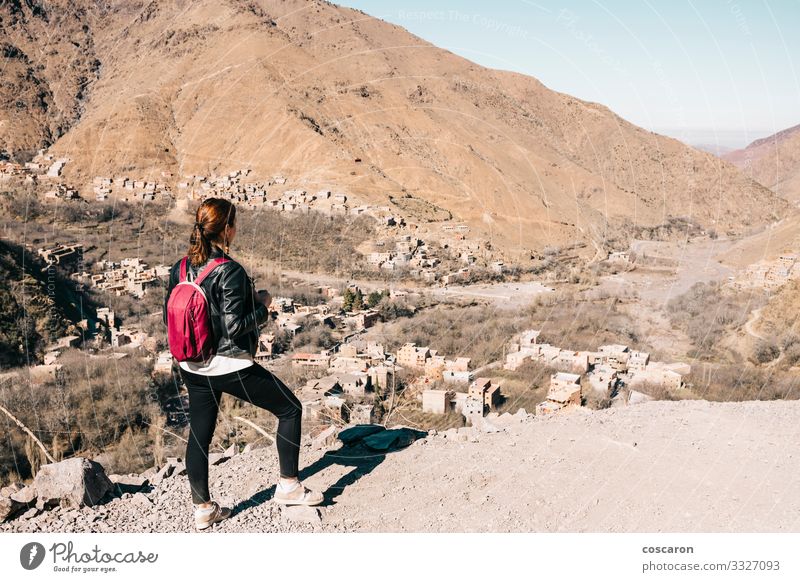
162, 245, 269, 359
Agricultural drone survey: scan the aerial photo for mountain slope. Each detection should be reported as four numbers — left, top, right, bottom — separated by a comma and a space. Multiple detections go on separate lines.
724, 124, 800, 203
0, 238, 85, 367
1, 0, 788, 256
0, 0, 102, 158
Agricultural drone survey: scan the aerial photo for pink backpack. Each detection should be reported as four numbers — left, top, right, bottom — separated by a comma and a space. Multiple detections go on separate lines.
166, 256, 230, 362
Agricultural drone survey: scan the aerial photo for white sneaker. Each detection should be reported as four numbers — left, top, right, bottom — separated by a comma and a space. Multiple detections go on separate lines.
194, 501, 232, 530
273, 480, 324, 506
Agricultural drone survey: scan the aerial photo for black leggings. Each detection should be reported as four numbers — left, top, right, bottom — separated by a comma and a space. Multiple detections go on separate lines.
179, 363, 303, 505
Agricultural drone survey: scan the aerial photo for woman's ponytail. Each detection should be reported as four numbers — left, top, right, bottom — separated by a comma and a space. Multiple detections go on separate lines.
187, 198, 236, 267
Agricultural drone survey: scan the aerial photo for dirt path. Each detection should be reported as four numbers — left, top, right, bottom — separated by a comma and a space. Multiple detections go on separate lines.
4, 399, 799, 533
743, 307, 766, 342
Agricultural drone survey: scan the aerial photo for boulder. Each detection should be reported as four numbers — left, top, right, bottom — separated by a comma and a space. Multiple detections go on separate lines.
207, 446, 237, 466
19, 507, 40, 521
149, 464, 174, 486
0, 483, 23, 498
109, 474, 149, 488
473, 416, 504, 433
0, 494, 25, 522
33, 457, 114, 509
141, 466, 159, 479
109, 474, 149, 496
208, 453, 228, 466
10, 485, 37, 506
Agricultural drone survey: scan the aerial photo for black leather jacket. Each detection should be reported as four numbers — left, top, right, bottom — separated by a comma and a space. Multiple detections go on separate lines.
162, 245, 269, 358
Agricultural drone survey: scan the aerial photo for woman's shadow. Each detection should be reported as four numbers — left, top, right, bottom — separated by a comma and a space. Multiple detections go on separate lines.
232, 425, 427, 514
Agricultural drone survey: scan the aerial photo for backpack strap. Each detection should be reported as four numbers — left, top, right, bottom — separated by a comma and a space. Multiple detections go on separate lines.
194, 257, 231, 286
179, 256, 189, 282
178, 256, 231, 285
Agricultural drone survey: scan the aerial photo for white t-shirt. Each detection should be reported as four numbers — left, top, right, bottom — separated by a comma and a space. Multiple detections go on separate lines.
179, 352, 254, 376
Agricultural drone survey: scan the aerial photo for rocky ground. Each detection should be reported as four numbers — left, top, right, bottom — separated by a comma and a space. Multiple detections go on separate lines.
2, 399, 799, 533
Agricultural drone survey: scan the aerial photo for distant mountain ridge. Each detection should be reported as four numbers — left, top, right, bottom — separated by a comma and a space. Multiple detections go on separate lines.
724, 124, 800, 203
746, 123, 800, 150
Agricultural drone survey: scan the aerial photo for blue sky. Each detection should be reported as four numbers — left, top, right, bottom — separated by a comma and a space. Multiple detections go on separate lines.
336, 0, 799, 148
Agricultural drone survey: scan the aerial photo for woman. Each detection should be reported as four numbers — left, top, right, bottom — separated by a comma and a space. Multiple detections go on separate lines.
163, 197, 323, 531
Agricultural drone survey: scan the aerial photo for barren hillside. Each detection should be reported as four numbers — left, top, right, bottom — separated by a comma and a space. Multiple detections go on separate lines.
0, 0, 102, 157
2, 399, 798, 533
724, 124, 800, 203
0, 0, 788, 257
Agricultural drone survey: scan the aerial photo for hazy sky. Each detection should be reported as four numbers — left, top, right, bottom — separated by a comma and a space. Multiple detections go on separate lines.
336, 0, 799, 148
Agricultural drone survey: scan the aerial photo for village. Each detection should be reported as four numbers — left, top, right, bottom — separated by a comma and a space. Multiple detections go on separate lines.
733, 253, 800, 290
6, 228, 696, 436
2, 152, 508, 287
210, 316, 692, 432
1, 147, 708, 440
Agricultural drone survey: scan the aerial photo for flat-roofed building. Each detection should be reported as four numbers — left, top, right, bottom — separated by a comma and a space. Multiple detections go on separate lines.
422, 389, 454, 414
468, 377, 502, 412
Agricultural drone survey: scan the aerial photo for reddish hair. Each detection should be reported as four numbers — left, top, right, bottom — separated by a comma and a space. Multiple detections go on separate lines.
187, 198, 236, 267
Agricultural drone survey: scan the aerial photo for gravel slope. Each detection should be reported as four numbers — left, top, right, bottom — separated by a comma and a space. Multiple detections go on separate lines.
3, 399, 798, 533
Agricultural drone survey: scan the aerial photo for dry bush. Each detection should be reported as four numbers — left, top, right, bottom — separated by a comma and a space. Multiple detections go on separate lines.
583, 388, 613, 410
375, 297, 415, 321
107, 426, 153, 475
369, 288, 650, 369
53, 199, 138, 225
617, 216, 706, 243
0, 185, 46, 219
494, 359, 555, 387
782, 343, 800, 368
685, 362, 800, 402
0, 349, 163, 483
524, 290, 649, 352
667, 282, 767, 360
88, 285, 165, 322
493, 360, 554, 414
376, 303, 529, 368
751, 339, 781, 365
236, 207, 376, 274
291, 318, 336, 352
